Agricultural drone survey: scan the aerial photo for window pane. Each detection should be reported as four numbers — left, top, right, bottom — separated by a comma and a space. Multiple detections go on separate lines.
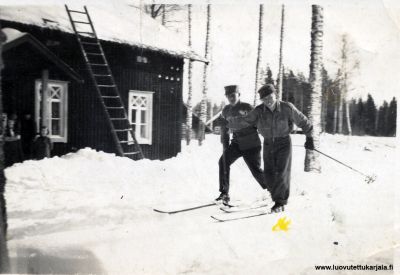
140, 125, 146, 138
51, 120, 60, 135
52, 102, 60, 118
131, 110, 136, 124
51, 87, 61, 99
141, 110, 146, 123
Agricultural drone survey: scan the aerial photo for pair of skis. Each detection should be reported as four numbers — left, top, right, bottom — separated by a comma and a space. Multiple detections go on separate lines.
153, 200, 273, 222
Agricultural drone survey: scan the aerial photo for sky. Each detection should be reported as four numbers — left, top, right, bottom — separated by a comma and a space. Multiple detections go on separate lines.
1, 0, 399, 106
172, 0, 400, 106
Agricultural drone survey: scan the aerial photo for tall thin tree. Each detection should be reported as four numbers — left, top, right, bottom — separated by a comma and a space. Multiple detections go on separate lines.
337, 69, 344, 134
254, 4, 264, 106
341, 35, 352, 135
332, 69, 341, 134
305, 5, 324, 172
161, 5, 166, 25
277, 4, 285, 100
198, 4, 211, 145
0, 27, 9, 273
185, 4, 193, 145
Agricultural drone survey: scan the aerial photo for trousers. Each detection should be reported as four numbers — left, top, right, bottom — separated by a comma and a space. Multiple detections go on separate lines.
219, 142, 265, 194
263, 136, 292, 205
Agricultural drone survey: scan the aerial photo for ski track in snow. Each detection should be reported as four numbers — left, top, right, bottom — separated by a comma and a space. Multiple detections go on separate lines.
4, 134, 398, 274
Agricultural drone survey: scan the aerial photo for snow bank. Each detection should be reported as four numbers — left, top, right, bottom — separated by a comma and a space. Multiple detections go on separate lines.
4, 134, 398, 274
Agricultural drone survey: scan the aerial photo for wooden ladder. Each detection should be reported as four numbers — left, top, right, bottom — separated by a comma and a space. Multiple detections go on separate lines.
65, 5, 144, 159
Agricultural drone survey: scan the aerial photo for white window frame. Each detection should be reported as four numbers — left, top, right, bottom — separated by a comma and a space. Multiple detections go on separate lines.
35, 79, 68, 143
128, 90, 154, 145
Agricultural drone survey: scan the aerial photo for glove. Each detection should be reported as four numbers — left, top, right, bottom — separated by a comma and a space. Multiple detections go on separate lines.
304, 136, 315, 150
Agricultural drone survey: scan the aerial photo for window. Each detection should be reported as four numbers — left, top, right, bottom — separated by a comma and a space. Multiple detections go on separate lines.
128, 90, 154, 145
35, 80, 68, 142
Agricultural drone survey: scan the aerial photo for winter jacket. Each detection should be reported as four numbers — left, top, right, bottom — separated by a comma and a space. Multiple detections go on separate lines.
221, 101, 261, 150
228, 101, 313, 138
32, 136, 52, 160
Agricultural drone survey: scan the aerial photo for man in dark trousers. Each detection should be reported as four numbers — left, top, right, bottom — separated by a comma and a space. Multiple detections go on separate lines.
228, 84, 314, 212
216, 85, 267, 204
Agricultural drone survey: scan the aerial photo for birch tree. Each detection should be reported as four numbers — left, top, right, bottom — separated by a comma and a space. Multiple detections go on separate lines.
144, 4, 183, 27
185, 4, 193, 145
277, 4, 285, 100
305, 5, 323, 172
340, 34, 360, 135
254, 4, 264, 106
198, 4, 211, 145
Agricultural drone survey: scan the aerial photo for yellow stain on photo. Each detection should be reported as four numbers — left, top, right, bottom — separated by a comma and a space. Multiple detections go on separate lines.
272, 217, 291, 232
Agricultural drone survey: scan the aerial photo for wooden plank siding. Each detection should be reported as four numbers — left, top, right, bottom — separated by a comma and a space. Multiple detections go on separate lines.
0, 20, 184, 160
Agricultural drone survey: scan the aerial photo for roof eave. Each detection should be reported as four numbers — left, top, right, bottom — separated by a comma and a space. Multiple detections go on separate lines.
3, 31, 84, 83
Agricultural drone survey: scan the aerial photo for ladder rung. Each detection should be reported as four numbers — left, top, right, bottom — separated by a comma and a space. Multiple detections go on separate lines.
94, 74, 111, 77
77, 31, 95, 35
124, 151, 140, 155
86, 52, 103, 56
115, 129, 130, 132
102, 96, 119, 98
80, 37, 97, 42
68, 9, 87, 14
110, 117, 127, 120
89, 63, 107, 66
98, 85, 116, 88
72, 20, 90, 24
107, 106, 124, 109
82, 42, 99, 46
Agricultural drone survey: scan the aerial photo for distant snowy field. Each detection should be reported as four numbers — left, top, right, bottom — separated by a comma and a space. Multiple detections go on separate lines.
4, 134, 398, 274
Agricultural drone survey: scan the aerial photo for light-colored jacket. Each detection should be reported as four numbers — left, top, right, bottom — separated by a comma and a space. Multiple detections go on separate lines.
228, 101, 313, 138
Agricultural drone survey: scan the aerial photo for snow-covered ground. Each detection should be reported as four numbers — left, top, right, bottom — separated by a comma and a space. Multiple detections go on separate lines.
4, 134, 398, 274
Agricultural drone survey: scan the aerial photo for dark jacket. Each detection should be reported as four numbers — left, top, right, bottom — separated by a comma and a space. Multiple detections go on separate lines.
221, 101, 261, 150
228, 101, 313, 138
32, 136, 52, 160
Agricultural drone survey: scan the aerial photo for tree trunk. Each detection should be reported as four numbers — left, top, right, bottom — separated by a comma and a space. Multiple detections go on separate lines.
186, 4, 193, 145
374, 108, 379, 134
333, 107, 338, 133
305, 5, 323, 173
198, 4, 211, 146
340, 35, 352, 135
254, 4, 264, 106
0, 26, 10, 273
337, 86, 343, 134
161, 5, 166, 26
321, 88, 327, 132
343, 75, 352, 135
344, 92, 352, 135
277, 4, 285, 100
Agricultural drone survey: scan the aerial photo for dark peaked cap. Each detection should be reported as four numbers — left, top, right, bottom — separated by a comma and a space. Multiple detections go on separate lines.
258, 84, 276, 99
224, 85, 239, 95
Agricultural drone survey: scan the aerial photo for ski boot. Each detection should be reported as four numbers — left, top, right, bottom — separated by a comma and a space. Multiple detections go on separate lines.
215, 193, 230, 205
271, 202, 285, 213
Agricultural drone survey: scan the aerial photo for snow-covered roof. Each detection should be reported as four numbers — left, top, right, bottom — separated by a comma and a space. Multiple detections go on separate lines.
0, 5, 207, 63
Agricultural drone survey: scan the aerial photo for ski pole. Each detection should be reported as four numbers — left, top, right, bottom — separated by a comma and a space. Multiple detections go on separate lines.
312, 148, 376, 184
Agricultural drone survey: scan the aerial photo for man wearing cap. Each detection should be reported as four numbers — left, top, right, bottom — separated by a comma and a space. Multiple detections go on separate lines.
216, 85, 267, 205
227, 84, 314, 213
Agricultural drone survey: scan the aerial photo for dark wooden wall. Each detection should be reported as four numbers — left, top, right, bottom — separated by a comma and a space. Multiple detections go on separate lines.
1, 20, 184, 160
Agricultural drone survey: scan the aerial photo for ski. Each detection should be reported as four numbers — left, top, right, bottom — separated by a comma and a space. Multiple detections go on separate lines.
211, 209, 274, 222
220, 201, 270, 213
153, 202, 217, 214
